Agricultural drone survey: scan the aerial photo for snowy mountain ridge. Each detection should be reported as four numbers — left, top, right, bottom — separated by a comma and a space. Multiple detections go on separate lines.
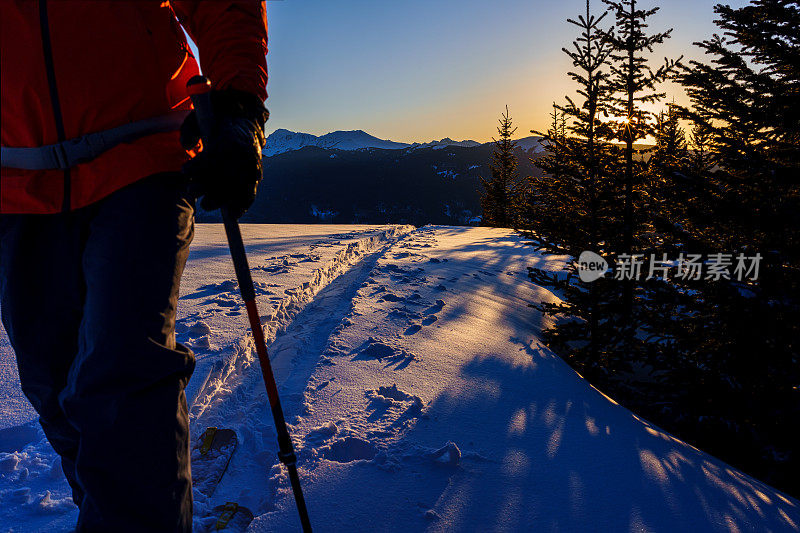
263, 129, 410, 156
263, 128, 544, 156
408, 137, 482, 150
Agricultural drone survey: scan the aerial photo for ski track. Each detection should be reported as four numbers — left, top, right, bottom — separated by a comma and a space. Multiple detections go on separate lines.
191, 225, 462, 530
188, 226, 414, 531
186, 225, 412, 425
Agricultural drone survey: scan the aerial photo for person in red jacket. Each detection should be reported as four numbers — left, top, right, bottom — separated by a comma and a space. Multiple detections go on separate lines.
0, 1, 268, 531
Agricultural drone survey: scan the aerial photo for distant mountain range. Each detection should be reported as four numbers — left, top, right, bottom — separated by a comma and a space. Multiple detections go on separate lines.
262, 128, 545, 157
196, 129, 547, 225
263, 129, 410, 156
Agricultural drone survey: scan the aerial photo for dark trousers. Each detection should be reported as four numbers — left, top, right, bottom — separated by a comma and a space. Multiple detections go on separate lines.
0, 173, 196, 532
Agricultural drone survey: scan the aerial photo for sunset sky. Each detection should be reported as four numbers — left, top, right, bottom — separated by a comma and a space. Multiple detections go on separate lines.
221, 0, 750, 143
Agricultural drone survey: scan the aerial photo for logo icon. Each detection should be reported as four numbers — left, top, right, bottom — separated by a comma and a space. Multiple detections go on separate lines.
577, 251, 609, 283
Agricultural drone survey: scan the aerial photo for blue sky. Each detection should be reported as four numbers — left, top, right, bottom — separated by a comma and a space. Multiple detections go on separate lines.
193, 0, 749, 142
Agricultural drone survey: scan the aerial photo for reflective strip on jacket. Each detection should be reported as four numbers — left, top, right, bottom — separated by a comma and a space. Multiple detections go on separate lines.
0, 0, 268, 214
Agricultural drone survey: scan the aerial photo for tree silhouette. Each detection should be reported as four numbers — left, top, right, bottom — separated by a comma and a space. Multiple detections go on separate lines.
480, 106, 520, 228
602, 0, 681, 321
674, 0, 800, 493
521, 0, 800, 498
523, 0, 624, 367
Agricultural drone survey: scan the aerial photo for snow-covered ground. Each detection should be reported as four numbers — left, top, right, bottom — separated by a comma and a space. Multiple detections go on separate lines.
1, 225, 798, 532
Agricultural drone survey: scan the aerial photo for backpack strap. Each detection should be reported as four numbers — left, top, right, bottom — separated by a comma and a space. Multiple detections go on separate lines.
1, 110, 190, 170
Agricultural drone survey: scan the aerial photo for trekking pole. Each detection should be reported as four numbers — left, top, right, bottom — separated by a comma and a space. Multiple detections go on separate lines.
187, 75, 312, 533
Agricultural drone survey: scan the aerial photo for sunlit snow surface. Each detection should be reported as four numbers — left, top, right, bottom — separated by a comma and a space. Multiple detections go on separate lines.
1, 225, 798, 532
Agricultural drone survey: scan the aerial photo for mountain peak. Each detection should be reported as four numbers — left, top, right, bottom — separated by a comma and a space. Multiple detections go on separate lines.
263, 129, 410, 156
410, 138, 482, 150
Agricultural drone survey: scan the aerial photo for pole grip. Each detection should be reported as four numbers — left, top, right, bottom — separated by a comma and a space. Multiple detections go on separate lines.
187, 75, 214, 139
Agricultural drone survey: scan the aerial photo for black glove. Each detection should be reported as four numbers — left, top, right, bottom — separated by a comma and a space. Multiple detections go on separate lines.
180, 89, 269, 219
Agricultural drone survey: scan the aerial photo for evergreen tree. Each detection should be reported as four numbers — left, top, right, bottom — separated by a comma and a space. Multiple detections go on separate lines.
523, 0, 627, 369
480, 106, 520, 227
521, 0, 800, 498
646, 104, 691, 248
527, 0, 615, 252
688, 122, 715, 173
602, 0, 681, 320
654, 104, 687, 163
673, 0, 800, 491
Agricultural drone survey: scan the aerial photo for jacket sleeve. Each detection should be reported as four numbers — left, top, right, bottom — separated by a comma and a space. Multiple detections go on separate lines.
171, 0, 268, 101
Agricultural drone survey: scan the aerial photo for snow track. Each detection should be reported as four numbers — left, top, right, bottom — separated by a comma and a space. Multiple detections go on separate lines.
188, 226, 414, 530
186, 226, 411, 423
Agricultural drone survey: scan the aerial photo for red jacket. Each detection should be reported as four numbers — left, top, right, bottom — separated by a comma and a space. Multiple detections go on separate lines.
0, 0, 268, 214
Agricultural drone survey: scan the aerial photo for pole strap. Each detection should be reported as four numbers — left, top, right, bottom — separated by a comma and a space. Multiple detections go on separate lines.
1, 109, 189, 170
278, 449, 297, 466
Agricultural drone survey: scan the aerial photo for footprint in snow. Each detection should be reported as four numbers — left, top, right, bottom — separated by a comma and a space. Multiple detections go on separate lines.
422, 315, 438, 326
188, 321, 212, 337
216, 280, 238, 292
314, 380, 331, 391
190, 335, 212, 351
0, 451, 24, 474
259, 264, 291, 274
424, 299, 446, 316
252, 281, 275, 296
360, 338, 397, 360
365, 385, 424, 426
388, 307, 422, 321
388, 264, 426, 276
424, 509, 441, 521
317, 355, 336, 366
367, 384, 423, 407
380, 292, 404, 303
305, 421, 338, 446
404, 294, 428, 306
258, 255, 300, 274
404, 324, 422, 335
321, 437, 377, 463
181, 280, 237, 300
357, 338, 416, 368
208, 296, 237, 308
